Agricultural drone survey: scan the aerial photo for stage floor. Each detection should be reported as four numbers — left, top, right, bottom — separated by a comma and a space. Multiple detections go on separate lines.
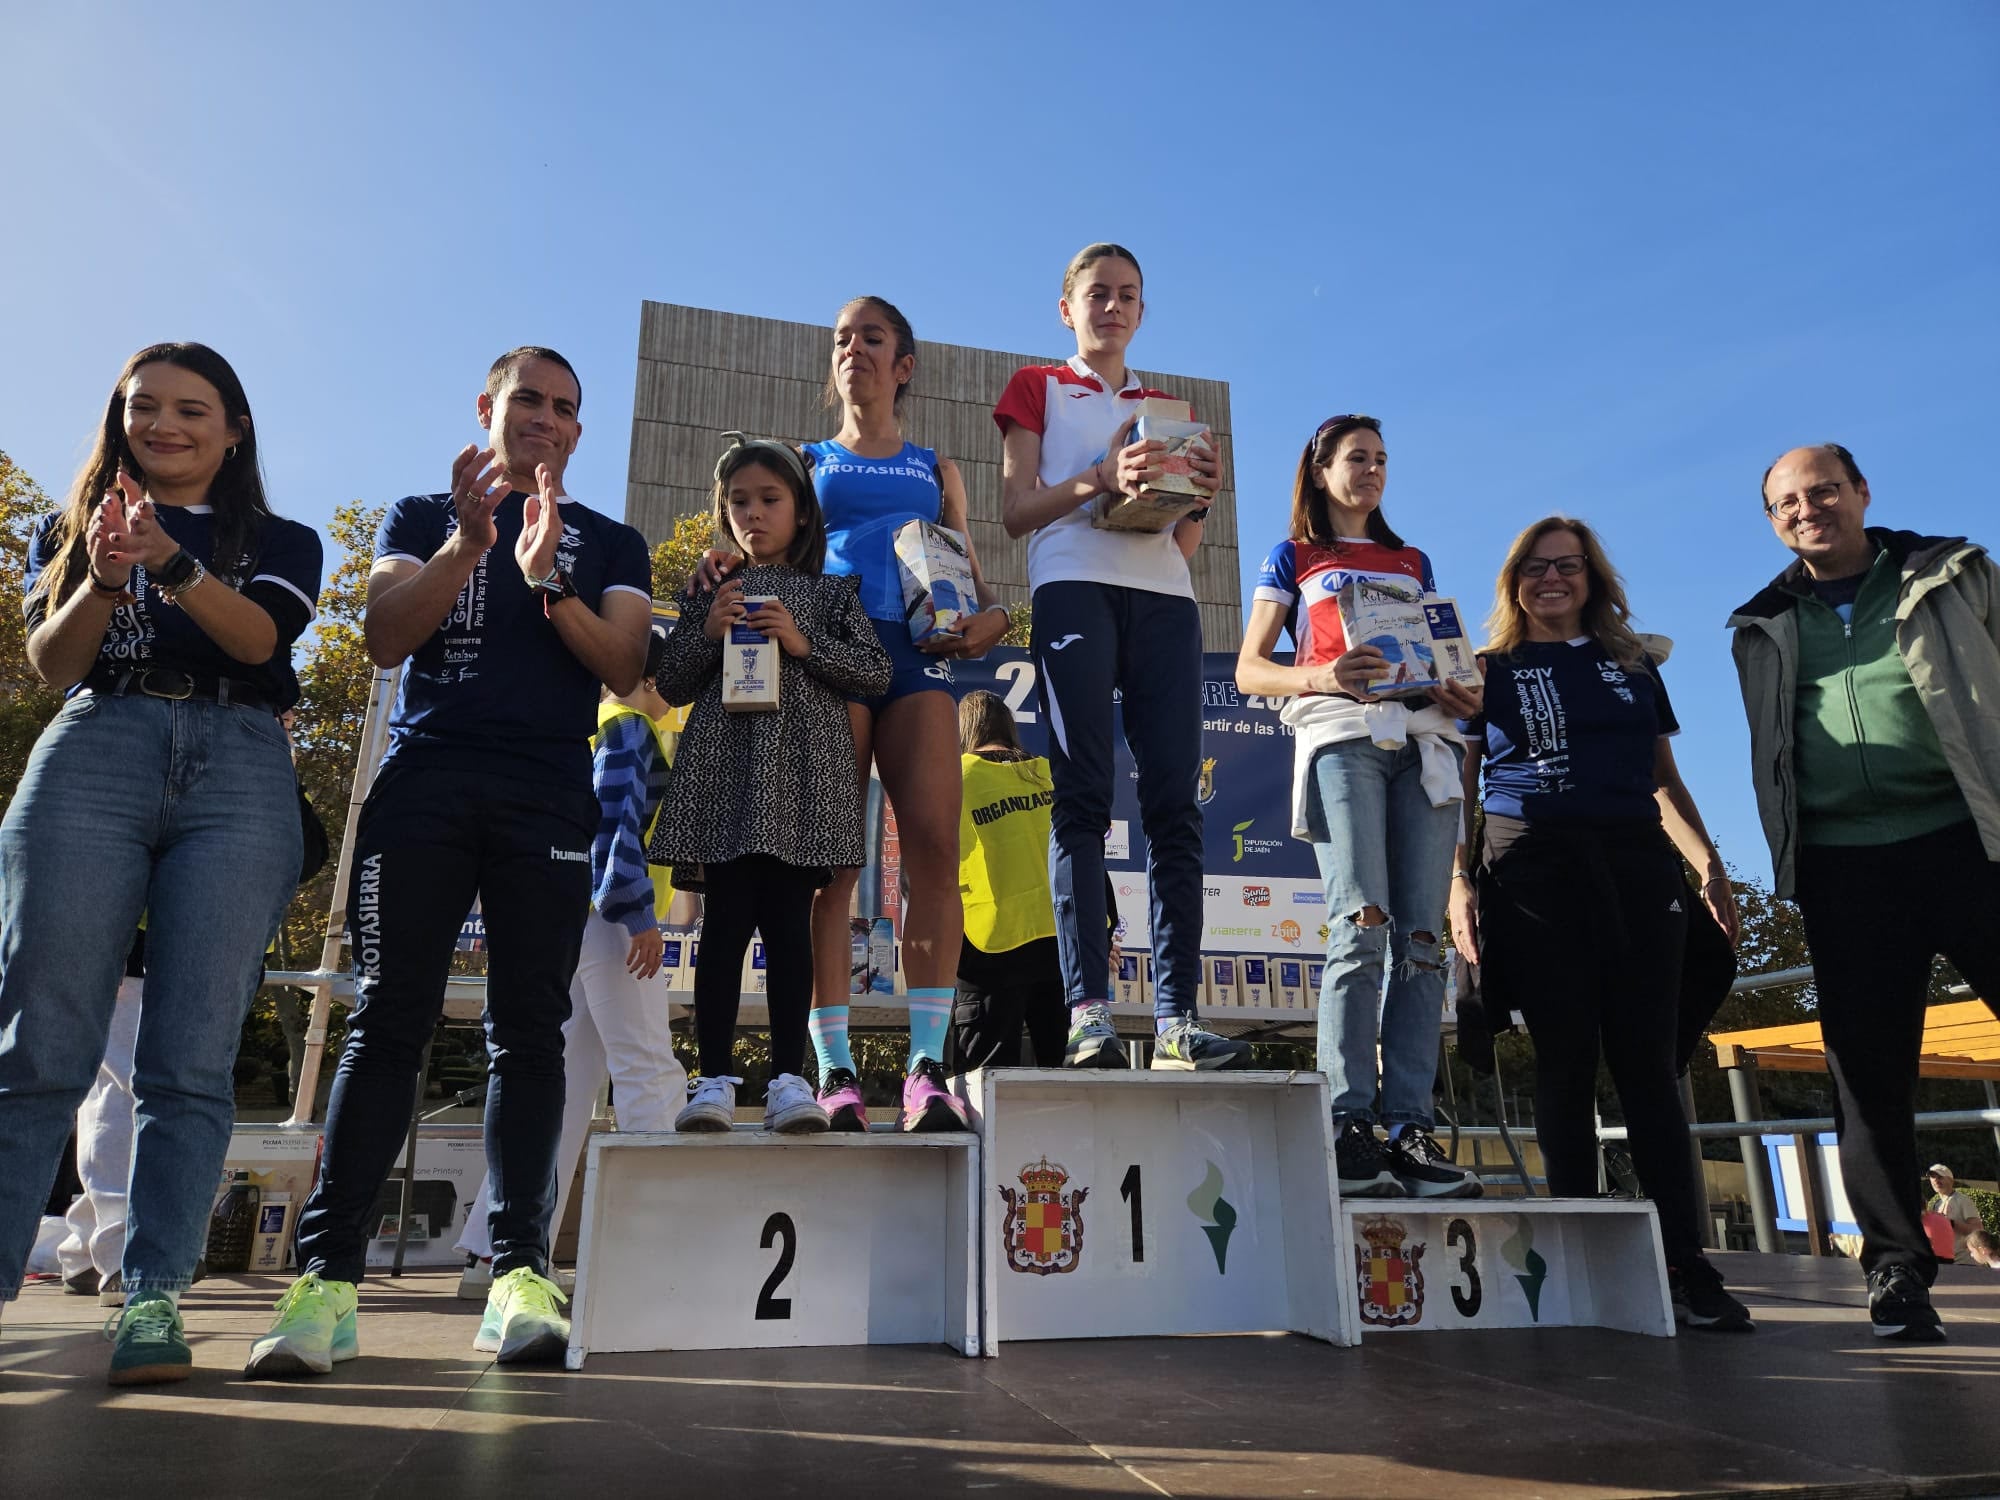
3, 1252, 1996, 1499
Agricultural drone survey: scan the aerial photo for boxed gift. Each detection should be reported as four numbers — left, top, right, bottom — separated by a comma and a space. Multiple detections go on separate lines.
894, 520, 977, 644
1092, 397, 1216, 533
723, 598, 780, 712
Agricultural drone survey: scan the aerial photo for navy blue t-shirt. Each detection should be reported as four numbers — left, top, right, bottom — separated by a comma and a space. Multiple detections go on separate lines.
375, 490, 651, 780
24, 504, 323, 708
1462, 639, 1678, 822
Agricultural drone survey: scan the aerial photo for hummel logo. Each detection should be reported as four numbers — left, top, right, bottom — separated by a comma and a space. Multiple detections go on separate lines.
1668, 898, 1682, 912
1048, 634, 1084, 651
551, 847, 589, 863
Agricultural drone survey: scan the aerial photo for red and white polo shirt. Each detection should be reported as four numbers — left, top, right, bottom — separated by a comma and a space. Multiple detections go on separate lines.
992, 354, 1195, 598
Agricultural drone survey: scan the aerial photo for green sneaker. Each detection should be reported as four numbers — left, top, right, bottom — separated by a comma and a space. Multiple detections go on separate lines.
490, 1266, 570, 1364
473, 1296, 503, 1354
105, 1292, 192, 1387
1064, 1002, 1128, 1069
1151, 1015, 1254, 1071
244, 1272, 358, 1379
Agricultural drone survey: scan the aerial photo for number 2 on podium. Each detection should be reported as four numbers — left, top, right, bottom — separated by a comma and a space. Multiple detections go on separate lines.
757, 1212, 796, 1319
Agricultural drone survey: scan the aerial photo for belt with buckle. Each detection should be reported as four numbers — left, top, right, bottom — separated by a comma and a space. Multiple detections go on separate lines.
83, 665, 280, 716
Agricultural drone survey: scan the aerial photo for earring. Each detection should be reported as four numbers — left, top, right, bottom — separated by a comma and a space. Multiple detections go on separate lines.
226, 446, 238, 460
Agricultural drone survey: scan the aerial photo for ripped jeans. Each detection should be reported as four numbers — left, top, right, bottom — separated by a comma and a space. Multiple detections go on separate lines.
1303, 737, 1461, 1128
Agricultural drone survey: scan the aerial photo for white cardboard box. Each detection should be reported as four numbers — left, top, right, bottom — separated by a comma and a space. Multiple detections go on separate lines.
568, 1133, 980, 1364
1203, 955, 1240, 1009
1275, 957, 1307, 1010
723, 601, 780, 712
955, 1069, 1353, 1350
1239, 955, 1272, 1009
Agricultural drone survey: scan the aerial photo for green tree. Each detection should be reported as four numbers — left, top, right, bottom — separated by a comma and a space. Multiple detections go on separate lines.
651, 512, 717, 603
0, 451, 61, 819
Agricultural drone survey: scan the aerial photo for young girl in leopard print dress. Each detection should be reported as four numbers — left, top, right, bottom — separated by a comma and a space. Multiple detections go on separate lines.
649, 433, 891, 1133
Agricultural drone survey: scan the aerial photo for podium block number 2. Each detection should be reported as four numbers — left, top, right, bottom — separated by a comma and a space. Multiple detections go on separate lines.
756, 1212, 796, 1320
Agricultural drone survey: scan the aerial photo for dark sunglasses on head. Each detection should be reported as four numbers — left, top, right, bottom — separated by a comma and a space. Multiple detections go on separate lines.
1519, 554, 1587, 579
1307, 413, 1380, 448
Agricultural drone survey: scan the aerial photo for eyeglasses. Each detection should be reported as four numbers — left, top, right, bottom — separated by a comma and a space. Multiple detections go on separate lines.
1518, 554, 1586, 579
1307, 414, 1379, 448
1764, 481, 1842, 520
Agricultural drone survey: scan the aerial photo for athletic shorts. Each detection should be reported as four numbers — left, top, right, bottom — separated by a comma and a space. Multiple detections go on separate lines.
850, 616, 954, 713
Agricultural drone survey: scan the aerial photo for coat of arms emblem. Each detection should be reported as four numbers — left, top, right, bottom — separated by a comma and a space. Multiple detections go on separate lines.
999, 1157, 1088, 1275
1355, 1215, 1426, 1326
1196, 756, 1218, 805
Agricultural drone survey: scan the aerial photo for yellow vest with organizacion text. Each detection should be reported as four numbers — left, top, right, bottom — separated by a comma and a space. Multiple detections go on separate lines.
595, 699, 686, 923
959, 751, 1058, 954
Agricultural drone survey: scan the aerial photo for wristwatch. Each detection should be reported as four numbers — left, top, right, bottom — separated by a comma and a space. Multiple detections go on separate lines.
527, 568, 577, 617
153, 549, 199, 592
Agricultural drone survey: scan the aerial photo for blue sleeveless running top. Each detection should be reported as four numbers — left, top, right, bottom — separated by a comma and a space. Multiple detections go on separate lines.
805, 439, 943, 621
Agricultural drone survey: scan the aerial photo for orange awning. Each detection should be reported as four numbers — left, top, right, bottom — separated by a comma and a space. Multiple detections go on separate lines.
1712, 1000, 2000, 1080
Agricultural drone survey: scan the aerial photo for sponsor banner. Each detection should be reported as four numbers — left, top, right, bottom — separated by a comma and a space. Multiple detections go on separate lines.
952, 650, 1321, 955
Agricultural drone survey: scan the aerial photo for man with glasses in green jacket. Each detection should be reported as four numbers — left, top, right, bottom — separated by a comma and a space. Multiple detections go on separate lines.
1729, 442, 2000, 1343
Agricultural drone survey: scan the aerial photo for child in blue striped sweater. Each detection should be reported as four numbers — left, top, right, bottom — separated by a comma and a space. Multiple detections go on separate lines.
455, 627, 686, 1310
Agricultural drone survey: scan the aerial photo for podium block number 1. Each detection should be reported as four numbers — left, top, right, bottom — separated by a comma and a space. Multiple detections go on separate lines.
756, 1212, 796, 1320
1120, 1164, 1144, 1263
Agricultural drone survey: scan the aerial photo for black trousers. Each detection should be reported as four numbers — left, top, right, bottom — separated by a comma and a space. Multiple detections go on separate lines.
693, 856, 818, 1080
295, 760, 594, 1282
1479, 817, 1703, 1263
949, 937, 1069, 1073
1795, 819, 2000, 1281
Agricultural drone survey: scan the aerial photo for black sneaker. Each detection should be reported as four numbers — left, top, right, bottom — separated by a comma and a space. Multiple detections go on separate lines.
1668, 1255, 1754, 1332
1868, 1264, 1945, 1342
1386, 1127, 1482, 1199
1335, 1119, 1406, 1198
63, 1268, 101, 1298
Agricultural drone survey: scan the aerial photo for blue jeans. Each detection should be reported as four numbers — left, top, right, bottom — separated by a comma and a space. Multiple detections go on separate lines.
293, 758, 594, 1284
1303, 737, 1460, 1128
1031, 582, 1204, 1019
0, 692, 300, 1299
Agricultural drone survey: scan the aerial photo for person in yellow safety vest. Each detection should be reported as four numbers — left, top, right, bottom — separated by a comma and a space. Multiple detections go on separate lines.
949, 690, 1118, 1072
455, 628, 688, 1300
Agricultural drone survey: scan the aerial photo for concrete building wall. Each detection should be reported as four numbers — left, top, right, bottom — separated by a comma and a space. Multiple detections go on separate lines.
626, 301, 1243, 650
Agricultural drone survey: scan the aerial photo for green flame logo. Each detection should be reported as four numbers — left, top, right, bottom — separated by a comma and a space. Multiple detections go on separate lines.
1500, 1216, 1548, 1320
1186, 1160, 1238, 1273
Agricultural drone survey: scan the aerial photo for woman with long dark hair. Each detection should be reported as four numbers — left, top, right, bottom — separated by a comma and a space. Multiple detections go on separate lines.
1451, 515, 1749, 1331
0, 343, 323, 1383
1235, 415, 1481, 1198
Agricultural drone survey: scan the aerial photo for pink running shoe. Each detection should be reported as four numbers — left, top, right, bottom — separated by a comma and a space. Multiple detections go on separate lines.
817, 1067, 869, 1132
901, 1057, 970, 1133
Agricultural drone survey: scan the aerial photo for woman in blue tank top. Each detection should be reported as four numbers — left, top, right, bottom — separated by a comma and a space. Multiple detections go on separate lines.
698, 298, 1010, 1132
804, 297, 1010, 1134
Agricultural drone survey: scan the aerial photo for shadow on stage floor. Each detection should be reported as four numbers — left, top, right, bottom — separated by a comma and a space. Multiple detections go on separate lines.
3, 1252, 1997, 1499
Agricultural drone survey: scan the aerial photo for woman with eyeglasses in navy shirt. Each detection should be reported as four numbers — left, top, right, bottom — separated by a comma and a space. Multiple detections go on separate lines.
1451, 515, 1748, 1333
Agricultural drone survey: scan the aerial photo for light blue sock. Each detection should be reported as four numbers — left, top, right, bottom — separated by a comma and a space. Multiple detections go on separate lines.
810, 1005, 855, 1076
906, 988, 952, 1069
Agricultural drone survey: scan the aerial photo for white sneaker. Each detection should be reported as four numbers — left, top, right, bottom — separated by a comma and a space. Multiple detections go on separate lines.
764, 1072, 831, 1134
456, 1256, 492, 1301
676, 1075, 739, 1132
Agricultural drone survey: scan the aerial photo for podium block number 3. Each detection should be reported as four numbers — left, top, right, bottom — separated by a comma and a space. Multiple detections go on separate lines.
756, 1212, 796, 1320
1446, 1216, 1481, 1318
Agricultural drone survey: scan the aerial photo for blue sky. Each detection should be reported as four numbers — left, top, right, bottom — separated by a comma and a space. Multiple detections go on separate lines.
5, 2, 1995, 884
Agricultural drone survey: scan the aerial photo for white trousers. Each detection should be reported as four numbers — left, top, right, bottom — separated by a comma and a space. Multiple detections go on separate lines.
57, 977, 144, 1281
455, 911, 685, 1258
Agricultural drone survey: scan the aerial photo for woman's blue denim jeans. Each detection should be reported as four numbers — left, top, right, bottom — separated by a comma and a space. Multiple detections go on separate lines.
0, 691, 300, 1299
1303, 737, 1461, 1129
